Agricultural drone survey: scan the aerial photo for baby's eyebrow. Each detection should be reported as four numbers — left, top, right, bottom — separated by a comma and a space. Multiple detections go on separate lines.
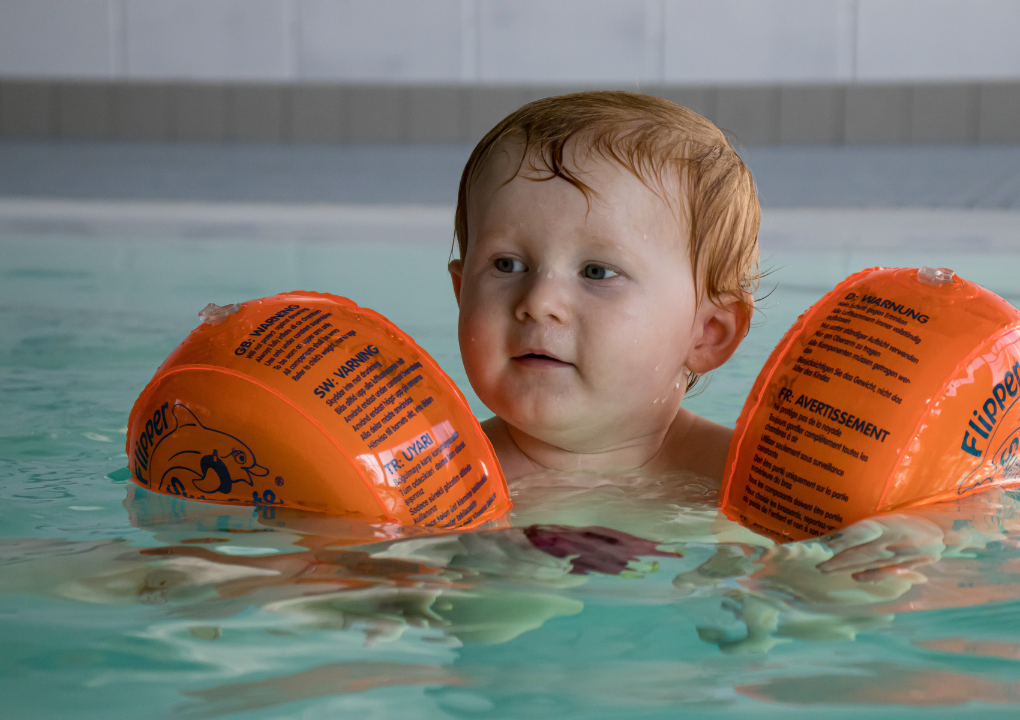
578, 232, 635, 257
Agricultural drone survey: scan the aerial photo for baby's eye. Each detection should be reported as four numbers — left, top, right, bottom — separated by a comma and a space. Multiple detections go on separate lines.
582, 264, 619, 280
494, 257, 526, 273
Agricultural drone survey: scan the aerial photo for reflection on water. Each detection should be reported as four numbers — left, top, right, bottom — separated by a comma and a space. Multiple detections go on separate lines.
738, 662, 1020, 706
4, 239, 1020, 716
5, 482, 1020, 715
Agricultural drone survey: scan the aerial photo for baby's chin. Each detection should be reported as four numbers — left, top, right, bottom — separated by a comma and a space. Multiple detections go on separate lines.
498, 392, 686, 453
491, 401, 588, 442
499, 404, 631, 453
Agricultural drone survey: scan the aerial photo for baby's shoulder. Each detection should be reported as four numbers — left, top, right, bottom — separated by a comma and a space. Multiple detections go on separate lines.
658, 409, 733, 483
480, 416, 544, 481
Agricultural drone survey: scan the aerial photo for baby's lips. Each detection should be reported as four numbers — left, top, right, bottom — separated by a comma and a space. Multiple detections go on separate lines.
512, 353, 574, 368
513, 347, 568, 363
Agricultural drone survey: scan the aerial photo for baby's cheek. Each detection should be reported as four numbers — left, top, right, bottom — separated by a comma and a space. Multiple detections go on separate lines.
459, 313, 504, 386
589, 323, 686, 395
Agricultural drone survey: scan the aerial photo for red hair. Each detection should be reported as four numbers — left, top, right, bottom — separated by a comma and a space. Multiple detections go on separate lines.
453, 91, 761, 303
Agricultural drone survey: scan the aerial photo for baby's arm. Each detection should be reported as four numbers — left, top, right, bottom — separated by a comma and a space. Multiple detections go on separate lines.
816, 486, 1020, 580
816, 514, 944, 581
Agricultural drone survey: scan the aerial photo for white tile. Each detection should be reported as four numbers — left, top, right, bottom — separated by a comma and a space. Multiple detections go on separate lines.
460, 0, 479, 81
125, 0, 291, 81
663, 0, 856, 84
0, 0, 113, 78
477, 0, 653, 84
857, 0, 1020, 81
297, 0, 462, 82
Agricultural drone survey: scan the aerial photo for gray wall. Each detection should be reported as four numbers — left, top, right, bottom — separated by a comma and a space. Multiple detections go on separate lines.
2, 80, 1019, 145
2, 1, 1018, 146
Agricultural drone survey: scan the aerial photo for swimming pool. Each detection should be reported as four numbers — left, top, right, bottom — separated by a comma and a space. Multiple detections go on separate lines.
3, 209, 1020, 718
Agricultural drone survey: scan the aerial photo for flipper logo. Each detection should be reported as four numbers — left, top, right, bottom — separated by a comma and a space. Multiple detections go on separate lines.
960, 395, 1020, 495
142, 404, 280, 504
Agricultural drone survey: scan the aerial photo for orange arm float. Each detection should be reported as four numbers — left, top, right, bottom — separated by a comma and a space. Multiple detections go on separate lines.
722, 267, 1020, 542
126, 292, 510, 529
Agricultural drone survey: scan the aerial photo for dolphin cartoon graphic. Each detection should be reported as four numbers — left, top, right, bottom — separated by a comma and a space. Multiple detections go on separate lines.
147, 404, 268, 497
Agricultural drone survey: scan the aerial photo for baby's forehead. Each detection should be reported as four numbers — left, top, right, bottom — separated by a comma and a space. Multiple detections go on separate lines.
468, 139, 687, 240
473, 137, 681, 206
468, 174, 689, 273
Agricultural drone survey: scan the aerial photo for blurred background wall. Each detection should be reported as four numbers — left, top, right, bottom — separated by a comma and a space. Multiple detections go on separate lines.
1, 0, 1018, 145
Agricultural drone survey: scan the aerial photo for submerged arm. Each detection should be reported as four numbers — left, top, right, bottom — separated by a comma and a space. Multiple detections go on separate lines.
816, 486, 1020, 580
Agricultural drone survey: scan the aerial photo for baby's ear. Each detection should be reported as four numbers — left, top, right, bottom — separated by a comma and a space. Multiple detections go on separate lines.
448, 259, 464, 306
686, 292, 754, 375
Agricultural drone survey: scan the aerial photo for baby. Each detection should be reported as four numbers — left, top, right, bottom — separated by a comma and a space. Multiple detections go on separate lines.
444, 92, 991, 581
447, 91, 758, 485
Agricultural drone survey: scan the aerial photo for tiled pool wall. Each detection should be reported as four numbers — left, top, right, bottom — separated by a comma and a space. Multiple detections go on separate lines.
2, 80, 1020, 147
5, 1, 1020, 146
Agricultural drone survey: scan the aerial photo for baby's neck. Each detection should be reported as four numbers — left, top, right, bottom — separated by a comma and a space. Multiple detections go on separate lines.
481, 409, 726, 482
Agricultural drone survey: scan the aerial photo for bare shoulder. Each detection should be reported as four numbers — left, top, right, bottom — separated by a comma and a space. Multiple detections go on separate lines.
658, 408, 734, 483
480, 415, 506, 448
480, 416, 541, 481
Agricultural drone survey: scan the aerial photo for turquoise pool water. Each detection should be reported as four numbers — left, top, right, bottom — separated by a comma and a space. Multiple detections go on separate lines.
3, 232, 1020, 718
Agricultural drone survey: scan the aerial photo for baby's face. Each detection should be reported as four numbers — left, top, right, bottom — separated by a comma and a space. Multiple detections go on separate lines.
453, 144, 702, 453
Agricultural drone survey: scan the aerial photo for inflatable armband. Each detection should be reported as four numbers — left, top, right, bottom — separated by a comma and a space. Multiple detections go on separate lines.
126, 292, 511, 529
722, 267, 1020, 542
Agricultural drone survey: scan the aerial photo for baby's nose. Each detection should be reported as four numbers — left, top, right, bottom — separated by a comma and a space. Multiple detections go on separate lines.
515, 270, 571, 324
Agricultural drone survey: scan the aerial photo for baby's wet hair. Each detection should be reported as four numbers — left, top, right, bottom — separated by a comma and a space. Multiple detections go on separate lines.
453, 91, 761, 308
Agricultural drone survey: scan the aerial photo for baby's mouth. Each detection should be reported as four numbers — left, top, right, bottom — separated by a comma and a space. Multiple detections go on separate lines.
512, 352, 573, 369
